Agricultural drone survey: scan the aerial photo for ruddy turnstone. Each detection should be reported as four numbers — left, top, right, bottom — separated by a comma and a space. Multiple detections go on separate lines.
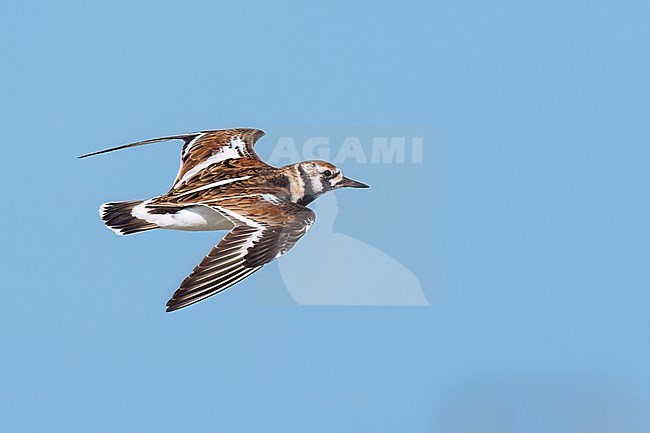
80, 128, 369, 311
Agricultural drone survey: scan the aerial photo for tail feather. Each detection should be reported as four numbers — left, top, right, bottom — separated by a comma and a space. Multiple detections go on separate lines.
100, 200, 158, 236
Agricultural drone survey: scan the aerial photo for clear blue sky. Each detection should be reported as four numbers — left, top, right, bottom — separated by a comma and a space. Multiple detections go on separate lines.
1, 1, 649, 432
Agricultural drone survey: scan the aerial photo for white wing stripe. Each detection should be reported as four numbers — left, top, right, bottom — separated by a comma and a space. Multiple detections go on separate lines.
213, 205, 265, 230
175, 135, 249, 186
181, 133, 206, 158
174, 176, 251, 196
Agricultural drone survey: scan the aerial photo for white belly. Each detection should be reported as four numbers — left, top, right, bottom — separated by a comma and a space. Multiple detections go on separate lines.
132, 203, 234, 231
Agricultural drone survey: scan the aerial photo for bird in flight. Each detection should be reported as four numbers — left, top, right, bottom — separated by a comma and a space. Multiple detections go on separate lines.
79, 128, 369, 311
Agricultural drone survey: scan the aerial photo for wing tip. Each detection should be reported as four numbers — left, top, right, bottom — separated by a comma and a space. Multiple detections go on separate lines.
77, 133, 199, 160
78, 128, 265, 159
165, 300, 178, 313
78, 149, 107, 159
165, 296, 195, 313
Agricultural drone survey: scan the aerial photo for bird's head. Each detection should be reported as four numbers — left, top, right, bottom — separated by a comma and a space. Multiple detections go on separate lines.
293, 160, 368, 205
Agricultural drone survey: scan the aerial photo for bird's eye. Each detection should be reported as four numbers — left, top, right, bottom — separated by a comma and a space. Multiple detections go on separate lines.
323, 170, 332, 178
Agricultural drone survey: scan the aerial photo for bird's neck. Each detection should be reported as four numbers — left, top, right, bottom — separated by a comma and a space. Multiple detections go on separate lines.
280, 164, 322, 205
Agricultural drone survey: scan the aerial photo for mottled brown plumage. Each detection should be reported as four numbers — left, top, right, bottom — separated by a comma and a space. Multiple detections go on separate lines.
80, 128, 368, 311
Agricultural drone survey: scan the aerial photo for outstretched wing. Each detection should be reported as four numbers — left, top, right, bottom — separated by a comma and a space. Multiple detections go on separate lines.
78, 128, 265, 186
172, 128, 265, 186
165, 195, 315, 312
